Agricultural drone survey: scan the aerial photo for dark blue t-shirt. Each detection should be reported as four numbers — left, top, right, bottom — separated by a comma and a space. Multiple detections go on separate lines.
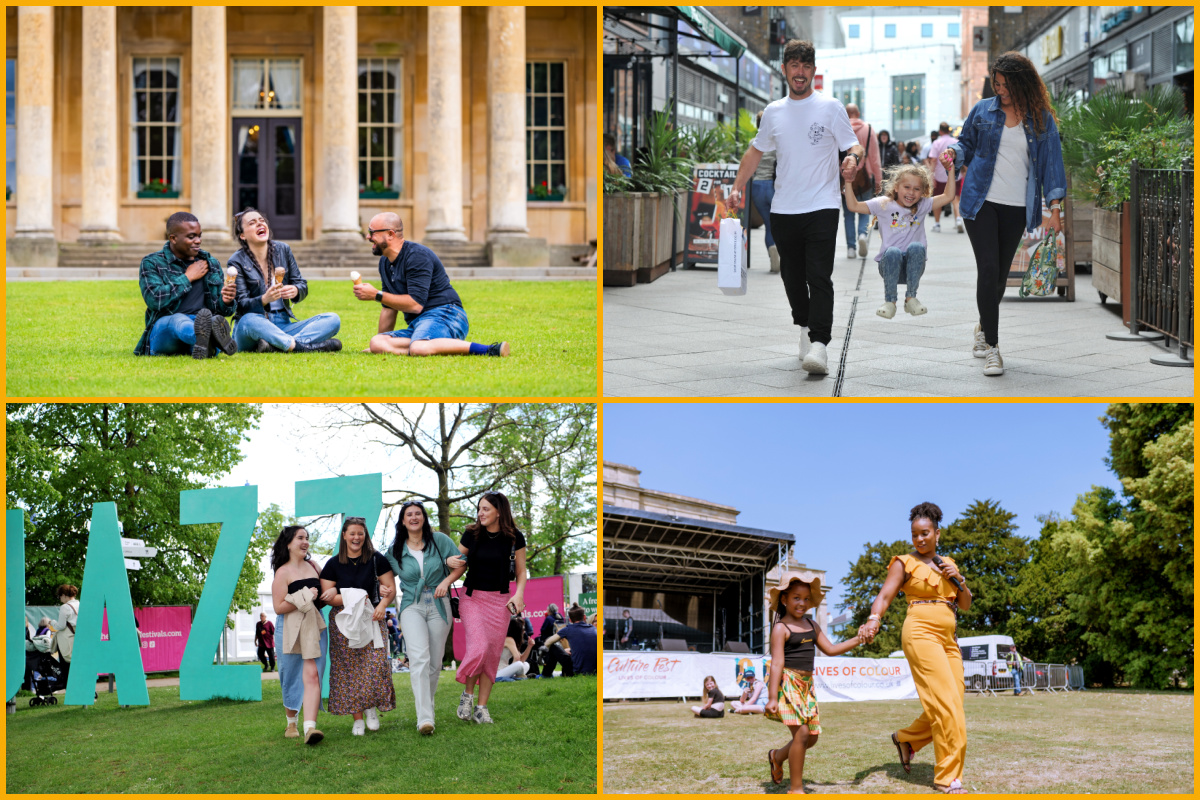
377, 241, 463, 324
175, 275, 207, 316
558, 622, 597, 675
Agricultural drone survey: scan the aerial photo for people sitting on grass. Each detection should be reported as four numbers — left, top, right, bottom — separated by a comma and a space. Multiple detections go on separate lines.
135, 211, 237, 359
731, 666, 767, 713
228, 208, 342, 354
354, 212, 511, 358
691, 675, 725, 718
544, 606, 597, 676
496, 614, 535, 681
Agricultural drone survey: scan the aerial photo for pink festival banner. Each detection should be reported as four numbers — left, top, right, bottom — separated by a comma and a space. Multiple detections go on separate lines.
450, 576, 564, 662
100, 606, 192, 673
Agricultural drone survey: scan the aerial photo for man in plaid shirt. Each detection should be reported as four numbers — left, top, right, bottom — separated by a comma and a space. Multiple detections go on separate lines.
135, 211, 238, 358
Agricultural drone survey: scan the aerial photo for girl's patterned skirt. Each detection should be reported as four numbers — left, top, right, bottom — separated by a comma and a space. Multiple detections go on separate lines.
765, 667, 821, 733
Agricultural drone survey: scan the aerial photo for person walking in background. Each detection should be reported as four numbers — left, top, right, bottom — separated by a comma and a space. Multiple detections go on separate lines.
859, 502, 972, 794
903, 141, 922, 166
751, 111, 780, 274
271, 525, 328, 745
944, 51, 1067, 378
448, 492, 527, 724
255, 612, 277, 673
878, 130, 901, 171
727, 39, 863, 376
927, 124, 964, 233
319, 516, 398, 736
385, 501, 465, 735
385, 610, 402, 655
841, 103, 883, 260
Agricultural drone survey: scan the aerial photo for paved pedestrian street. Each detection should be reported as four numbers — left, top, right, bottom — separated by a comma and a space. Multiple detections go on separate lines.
603, 213, 1194, 398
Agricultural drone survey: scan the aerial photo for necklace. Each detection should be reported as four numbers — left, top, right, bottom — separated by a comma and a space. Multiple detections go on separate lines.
486, 528, 501, 539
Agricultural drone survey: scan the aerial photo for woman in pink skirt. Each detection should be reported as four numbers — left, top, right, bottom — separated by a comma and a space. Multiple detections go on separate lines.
450, 492, 527, 724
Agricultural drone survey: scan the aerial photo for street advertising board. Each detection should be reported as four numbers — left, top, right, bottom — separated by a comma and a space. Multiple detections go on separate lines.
100, 607, 192, 673
578, 591, 597, 616
684, 163, 744, 268
450, 575, 564, 660
603, 651, 918, 703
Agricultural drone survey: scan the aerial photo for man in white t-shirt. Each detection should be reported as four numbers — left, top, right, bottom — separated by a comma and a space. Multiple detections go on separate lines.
729, 39, 863, 375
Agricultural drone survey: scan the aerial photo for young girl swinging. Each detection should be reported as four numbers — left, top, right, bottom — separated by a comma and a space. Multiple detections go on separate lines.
765, 572, 864, 794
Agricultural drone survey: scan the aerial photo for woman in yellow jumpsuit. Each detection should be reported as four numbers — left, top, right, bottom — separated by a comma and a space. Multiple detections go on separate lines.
859, 502, 973, 794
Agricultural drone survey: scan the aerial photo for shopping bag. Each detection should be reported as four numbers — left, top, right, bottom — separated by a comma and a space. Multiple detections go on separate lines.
1019, 231, 1061, 297
716, 217, 747, 296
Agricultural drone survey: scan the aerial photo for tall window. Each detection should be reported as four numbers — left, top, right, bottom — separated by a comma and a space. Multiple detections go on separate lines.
1176, 14, 1194, 71
885, 24, 896, 38
527, 61, 567, 199
131, 57, 182, 193
231, 58, 302, 111
6, 59, 15, 201
892, 74, 925, 141
357, 58, 403, 194
921, 23, 933, 38
833, 79, 864, 116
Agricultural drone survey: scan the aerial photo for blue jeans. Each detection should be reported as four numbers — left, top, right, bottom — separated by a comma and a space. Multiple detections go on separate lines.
843, 186, 873, 247
385, 304, 469, 341
750, 180, 776, 248
234, 311, 341, 351
148, 313, 199, 355
878, 243, 927, 303
1013, 666, 1022, 694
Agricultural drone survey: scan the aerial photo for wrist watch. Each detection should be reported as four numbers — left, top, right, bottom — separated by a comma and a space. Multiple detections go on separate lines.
375, 291, 384, 303
850, 152, 861, 164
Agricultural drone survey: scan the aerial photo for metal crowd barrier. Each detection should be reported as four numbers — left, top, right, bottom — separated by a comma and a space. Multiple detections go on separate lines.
1130, 158, 1194, 366
1067, 665, 1086, 690
965, 662, 1077, 696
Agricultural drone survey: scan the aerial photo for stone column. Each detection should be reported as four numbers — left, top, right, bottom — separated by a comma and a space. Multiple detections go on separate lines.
425, 6, 467, 241
79, 7, 122, 242
191, 7, 230, 243
321, 6, 361, 240
485, 7, 547, 266
10, 7, 57, 266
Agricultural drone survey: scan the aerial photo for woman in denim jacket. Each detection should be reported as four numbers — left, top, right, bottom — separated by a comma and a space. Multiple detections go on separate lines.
943, 52, 1066, 377
228, 208, 343, 353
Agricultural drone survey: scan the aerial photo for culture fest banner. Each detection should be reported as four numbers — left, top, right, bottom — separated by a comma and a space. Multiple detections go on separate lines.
603, 651, 918, 703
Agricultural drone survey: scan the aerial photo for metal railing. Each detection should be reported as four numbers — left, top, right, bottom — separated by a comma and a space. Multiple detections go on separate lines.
965, 662, 1078, 696
1130, 158, 1194, 365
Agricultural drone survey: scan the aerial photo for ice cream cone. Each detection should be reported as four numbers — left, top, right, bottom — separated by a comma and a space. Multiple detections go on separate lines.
225, 267, 237, 287
274, 266, 286, 284
351, 271, 362, 286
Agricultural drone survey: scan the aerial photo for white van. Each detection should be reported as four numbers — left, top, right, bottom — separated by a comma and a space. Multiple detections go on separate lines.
888, 635, 1018, 691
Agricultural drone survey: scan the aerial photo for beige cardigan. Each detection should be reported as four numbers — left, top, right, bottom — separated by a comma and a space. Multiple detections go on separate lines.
282, 588, 326, 659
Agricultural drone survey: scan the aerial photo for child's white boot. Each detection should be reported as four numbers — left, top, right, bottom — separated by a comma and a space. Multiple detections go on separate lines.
877, 301, 897, 319
904, 297, 927, 316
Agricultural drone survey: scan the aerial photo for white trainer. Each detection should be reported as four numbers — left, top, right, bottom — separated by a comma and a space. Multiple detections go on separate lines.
472, 705, 494, 724
877, 301, 897, 319
768, 245, 781, 274
932, 222, 941, 233
798, 326, 810, 361
857, 232, 869, 257
904, 297, 927, 316
456, 690, 474, 721
983, 346, 1004, 376
364, 707, 379, 731
972, 323, 989, 358
847, 246, 857, 260
801, 341, 829, 375
955, 217, 964, 233
352, 719, 366, 736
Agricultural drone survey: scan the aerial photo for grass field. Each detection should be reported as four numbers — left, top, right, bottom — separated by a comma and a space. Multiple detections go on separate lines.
5, 280, 596, 397
6, 672, 597, 793
602, 690, 1193, 794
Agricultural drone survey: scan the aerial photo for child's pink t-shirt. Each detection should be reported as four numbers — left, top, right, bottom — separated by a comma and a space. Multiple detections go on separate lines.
866, 196, 933, 263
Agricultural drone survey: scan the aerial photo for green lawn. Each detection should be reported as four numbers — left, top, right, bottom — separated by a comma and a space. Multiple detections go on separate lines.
7, 672, 597, 793
602, 689, 1193, 794
5, 280, 596, 397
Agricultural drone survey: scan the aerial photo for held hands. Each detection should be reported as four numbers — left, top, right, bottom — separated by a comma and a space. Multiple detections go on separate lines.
353, 282, 378, 301
940, 150, 955, 170
840, 155, 858, 180
184, 259, 210, 283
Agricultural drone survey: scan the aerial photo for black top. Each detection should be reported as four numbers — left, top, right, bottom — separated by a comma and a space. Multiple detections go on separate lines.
319, 552, 394, 606
460, 527, 526, 594
377, 241, 463, 324
708, 685, 725, 703
175, 276, 207, 315
286, 577, 326, 610
780, 617, 821, 672
228, 241, 309, 321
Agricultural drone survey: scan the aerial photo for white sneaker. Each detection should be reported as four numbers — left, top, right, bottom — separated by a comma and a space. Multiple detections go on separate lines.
857, 232, 869, 257
972, 323, 989, 358
798, 326, 810, 361
364, 707, 379, 731
877, 301, 897, 319
932, 222, 941, 233
847, 246, 857, 260
768, 245, 780, 274
352, 719, 366, 736
418, 721, 435, 736
456, 690, 474, 721
801, 341, 829, 375
955, 217, 964, 233
904, 297, 927, 316
472, 705, 494, 724
983, 346, 1004, 376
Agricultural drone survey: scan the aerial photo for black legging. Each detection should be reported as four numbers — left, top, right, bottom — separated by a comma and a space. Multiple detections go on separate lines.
257, 643, 276, 671
963, 201, 1027, 347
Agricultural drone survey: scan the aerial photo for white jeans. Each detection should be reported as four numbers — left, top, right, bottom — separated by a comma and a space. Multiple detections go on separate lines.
399, 591, 452, 727
497, 660, 530, 680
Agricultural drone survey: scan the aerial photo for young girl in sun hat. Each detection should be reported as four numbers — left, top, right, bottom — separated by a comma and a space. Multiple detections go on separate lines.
764, 571, 865, 794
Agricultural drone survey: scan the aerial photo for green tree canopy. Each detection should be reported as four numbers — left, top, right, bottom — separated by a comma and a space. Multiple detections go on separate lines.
7, 403, 264, 611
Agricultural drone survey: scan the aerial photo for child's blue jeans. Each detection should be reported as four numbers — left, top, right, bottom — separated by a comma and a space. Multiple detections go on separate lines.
878, 242, 927, 303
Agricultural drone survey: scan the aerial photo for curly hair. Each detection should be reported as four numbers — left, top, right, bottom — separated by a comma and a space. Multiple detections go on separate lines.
880, 163, 934, 210
782, 39, 815, 66
909, 502, 943, 527
991, 51, 1057, 134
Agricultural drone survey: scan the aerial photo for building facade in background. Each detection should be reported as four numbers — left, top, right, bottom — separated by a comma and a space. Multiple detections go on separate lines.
6, 6, 597, 267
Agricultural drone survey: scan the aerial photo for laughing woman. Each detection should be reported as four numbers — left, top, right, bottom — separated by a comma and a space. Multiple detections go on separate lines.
271, 526, 328, 745
859, 502, 972, 794
228, 208, 342, 353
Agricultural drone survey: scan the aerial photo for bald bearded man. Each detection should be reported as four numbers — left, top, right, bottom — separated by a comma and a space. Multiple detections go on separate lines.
355, 213, 510, 357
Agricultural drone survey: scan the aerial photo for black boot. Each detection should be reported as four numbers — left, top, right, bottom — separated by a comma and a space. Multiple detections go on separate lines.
293, 338, 343, 353
191, 309, 213, 360
209, 314, 238, 356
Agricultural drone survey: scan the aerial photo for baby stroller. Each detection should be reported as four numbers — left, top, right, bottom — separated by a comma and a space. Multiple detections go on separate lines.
27, 651, 66, 707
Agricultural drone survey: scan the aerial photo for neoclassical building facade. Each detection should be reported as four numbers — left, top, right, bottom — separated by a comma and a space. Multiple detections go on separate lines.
5, 6, 597, 266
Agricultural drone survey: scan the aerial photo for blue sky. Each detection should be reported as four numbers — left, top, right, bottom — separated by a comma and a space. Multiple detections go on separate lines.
603, 403, 1120, 610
